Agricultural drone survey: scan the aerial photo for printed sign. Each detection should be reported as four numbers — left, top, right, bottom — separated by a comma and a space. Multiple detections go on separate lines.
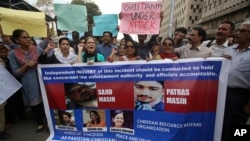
38, 58, 229, 141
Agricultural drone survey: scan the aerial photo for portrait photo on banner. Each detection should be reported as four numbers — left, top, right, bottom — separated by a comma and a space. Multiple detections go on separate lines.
54, 110, 76, 131
134, 81, 165, 111
83, 109, 107, 132
64, 82, 97, 109
110, 110, 134, 135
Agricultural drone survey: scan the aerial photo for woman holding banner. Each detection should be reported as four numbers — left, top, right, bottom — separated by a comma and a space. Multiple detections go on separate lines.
120, 40, 142, 61
107, 40, 142, 62
8, 29, 46, 133
159, 38, 179, 60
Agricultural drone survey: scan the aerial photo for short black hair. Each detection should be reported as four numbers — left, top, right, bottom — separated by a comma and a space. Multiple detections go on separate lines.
220, 21, 235, 32
103, 31, 113, 38
58, 37, 70, 45
135, 81, 164, 88
175, 27, 187, 35
62, 112, 72, 118
192, 27, 207, 42
72, 31, 79, 35
11, 29, 27, 44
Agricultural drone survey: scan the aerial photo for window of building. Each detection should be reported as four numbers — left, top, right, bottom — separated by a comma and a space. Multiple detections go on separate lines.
189, 16, 192, 20
191, 4, 193, 9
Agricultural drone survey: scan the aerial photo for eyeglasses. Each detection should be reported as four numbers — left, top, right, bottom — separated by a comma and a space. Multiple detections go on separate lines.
125, 45, 135, 49
238, 29, 250, 33
162, 43, 173, 46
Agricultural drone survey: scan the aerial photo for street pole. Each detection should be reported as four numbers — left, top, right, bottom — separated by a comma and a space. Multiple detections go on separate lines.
167, 0, 175, 38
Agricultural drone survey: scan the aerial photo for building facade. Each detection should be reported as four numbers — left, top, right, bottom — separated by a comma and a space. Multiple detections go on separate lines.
159, 0, 250, 39
199, 0, 250, 38
159, 0, 203, 39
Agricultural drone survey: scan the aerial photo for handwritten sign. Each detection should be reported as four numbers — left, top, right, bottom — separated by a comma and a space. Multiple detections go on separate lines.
54, 4, 88, 32
0, 7, 47, 37
120, 1, 162, 34
0, 65, 22, 104
93, 14, 118, 36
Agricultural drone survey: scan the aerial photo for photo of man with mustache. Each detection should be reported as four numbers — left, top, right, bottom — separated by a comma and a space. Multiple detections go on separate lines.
134, 81, 164, 111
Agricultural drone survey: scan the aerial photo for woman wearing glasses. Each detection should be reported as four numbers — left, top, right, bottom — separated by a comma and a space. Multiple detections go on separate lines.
108, 40, 142, 62
159, 38, 179, 60
8, 29, 46, 133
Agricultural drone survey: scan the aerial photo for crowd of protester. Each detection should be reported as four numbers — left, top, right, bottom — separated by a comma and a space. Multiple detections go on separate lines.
0, 9, 250, 141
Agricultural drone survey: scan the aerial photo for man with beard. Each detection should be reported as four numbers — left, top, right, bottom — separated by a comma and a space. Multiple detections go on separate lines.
64, 83, 97, 109
61, 111, 75, 127
175, 27, 214, 58
221, 21, 250, 141
203, 21, 235, 56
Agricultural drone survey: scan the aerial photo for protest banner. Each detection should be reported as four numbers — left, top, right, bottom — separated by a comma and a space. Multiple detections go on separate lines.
93, 14, 118, 36
38, 58, 229, 141
0, 65, 22, 104
119, 1, 162, 34
0, 7, 47, 37
54, 4, 88, 32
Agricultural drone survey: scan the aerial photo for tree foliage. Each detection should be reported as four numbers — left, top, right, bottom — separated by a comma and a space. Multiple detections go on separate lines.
36, 0, 54, 17
36, 0, 53, 7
